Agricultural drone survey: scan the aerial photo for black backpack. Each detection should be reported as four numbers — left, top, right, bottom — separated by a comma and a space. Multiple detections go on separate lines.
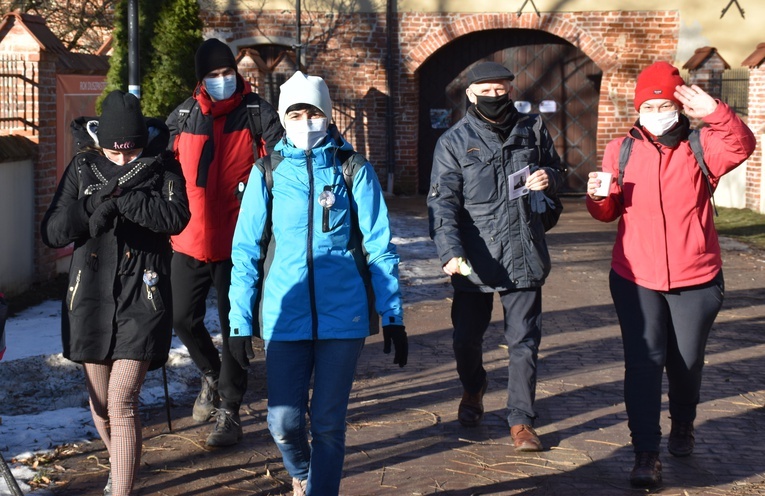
175, 92, 266, 159
617, 130, 717, 215
523, 114, 563, 231
250, 147, 379, 336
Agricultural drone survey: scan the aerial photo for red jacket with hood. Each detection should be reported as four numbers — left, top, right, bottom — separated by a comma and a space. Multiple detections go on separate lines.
166, 77, 282, 262
586, 103, 755, 291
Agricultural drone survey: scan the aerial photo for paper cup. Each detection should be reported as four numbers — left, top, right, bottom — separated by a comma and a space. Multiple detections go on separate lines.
594, 172, 612, 197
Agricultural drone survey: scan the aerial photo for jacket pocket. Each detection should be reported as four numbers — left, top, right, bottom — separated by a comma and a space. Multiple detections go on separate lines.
460, 157, 497, 204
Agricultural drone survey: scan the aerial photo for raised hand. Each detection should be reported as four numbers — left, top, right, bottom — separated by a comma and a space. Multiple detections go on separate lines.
674, 84, 718, 119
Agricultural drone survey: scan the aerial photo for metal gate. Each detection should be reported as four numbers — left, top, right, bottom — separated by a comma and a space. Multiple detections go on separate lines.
417, 29, 602, 194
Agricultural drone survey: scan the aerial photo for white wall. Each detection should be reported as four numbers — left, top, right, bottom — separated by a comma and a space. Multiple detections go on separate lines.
0, 159, 35, 294
714, 159, 748, 209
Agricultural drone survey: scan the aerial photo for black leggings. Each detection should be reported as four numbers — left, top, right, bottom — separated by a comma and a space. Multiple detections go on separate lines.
609, 269, 724, 453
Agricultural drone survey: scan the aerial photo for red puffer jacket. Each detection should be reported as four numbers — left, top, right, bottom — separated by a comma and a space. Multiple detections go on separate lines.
166, 77, 282, 262
587, 103, 756, 291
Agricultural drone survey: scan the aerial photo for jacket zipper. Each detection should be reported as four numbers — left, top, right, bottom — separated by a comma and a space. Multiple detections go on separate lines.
69, 270, 82, 311
168, 180, 174, 202
146, 284, 158, 312
306, 154, 319, 340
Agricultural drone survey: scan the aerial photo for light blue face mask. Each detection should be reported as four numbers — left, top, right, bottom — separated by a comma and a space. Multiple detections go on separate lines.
204, 74, 237, 101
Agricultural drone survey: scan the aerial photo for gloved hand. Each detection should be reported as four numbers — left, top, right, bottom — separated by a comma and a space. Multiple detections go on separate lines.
229, 333, 254, 369
89, 200, 119, 237
86, 176, 120, 214
115, 190, 148, 216
383, 325, 408, 367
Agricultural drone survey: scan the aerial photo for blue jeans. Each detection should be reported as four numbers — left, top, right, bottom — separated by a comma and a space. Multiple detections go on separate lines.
264, 338, 364, 495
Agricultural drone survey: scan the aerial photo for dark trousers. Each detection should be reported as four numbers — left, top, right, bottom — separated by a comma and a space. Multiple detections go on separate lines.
171, 252, 247, 411
451, 288, 542, 426
609, 269, 724, 453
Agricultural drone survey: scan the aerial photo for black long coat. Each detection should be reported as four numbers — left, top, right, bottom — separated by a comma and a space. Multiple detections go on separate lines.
41, 119, 191, 370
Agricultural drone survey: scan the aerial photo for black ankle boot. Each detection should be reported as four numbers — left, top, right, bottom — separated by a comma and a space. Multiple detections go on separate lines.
668, 420, 695, 457
630, 451, 662, 487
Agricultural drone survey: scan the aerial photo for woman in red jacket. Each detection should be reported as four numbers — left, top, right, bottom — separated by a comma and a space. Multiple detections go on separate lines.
586, 62, 755, 488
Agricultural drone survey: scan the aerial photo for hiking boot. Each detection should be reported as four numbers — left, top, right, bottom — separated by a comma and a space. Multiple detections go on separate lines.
292, 477, 307, 496
457, 378, 488, 427
206, 408, 243, 447
192, 374, 220, 423
629, 451, 662, 488
510, 424, 543, 452
668, 420, 695, 457
103, 471, 112, 496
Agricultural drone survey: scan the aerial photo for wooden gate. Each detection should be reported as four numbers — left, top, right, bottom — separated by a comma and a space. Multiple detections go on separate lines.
418, 29, 602, 194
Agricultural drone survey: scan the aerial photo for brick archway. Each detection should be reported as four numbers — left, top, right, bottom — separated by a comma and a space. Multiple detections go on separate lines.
394, 11, 679, 193
402, 13, 617, 75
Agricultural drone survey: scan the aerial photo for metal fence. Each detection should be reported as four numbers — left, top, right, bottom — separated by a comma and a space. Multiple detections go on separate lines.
0, 56, 38, 134
681, 67, 749, 118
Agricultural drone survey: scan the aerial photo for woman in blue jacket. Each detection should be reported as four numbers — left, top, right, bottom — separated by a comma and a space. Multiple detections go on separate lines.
227, 72, 407, 496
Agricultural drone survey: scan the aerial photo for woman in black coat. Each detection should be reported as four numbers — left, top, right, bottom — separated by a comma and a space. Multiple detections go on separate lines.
41, 91, 190, 496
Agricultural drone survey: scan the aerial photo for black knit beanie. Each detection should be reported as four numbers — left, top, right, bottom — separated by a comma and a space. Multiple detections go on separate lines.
97, 90, 147, 151
195, 39, 237, 82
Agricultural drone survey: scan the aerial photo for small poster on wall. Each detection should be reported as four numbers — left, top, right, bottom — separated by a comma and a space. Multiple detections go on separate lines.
430, 109, 452, 129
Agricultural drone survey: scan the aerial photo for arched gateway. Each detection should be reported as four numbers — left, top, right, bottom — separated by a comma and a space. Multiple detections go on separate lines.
416, 28, 602, 194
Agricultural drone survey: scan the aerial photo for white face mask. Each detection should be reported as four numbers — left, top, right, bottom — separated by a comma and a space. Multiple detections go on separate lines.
203, 74, 237, 101
639, 110, 678, 137
285, 118, 329, 151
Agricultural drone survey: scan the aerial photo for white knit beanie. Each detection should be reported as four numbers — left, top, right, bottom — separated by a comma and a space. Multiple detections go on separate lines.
278, 71, 332, 127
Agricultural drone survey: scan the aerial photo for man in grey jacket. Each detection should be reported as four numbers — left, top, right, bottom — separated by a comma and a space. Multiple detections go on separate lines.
427, 61, 564, 452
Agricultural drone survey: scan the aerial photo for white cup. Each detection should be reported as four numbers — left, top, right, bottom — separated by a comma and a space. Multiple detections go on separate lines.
593, 171, 612, 197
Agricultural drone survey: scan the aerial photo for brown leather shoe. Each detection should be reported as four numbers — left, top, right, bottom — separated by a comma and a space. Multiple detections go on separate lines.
510, 424, 543, 451
457, 379, 488, 427
668, 420, 695, 457
629, 451, 662, 487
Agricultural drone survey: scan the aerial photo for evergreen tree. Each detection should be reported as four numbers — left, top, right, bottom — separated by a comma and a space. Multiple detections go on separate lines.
98, 0, 167, 111
141, 0, 203, 118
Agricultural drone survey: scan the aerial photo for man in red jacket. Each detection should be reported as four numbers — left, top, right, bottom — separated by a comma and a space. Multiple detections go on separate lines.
166, 38, 282, 446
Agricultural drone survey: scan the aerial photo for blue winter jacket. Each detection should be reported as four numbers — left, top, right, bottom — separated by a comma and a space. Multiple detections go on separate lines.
229, 133, 403, 341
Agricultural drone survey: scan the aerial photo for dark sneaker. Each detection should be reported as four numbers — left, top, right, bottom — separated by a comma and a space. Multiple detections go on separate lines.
292, 477, 307, 496
668, 420, 695, 457
457, 379, 488, 427
510, 424, 543, 452
192, 374, 220, 423
103, 471, 112, 496
206, 408, 243, 447
630, 451, 662, 488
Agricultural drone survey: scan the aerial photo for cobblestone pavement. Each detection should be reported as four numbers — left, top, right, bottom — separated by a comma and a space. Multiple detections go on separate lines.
51, 196, 765, 495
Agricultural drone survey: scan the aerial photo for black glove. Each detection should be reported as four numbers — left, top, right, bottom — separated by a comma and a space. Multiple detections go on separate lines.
229, 333, 254, 369
89, 200, 119, 237
383, 325, 408, 367
85, 176, 120, 214
115, 190, 148, 215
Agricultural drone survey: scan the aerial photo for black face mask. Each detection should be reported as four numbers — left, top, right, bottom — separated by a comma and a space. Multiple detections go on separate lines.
474, 93, 513, 121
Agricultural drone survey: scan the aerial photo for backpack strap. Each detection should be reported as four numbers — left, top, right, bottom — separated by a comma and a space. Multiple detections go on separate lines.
244, 93, 266, 159
176, 97, 197, 134
617, 136, 635, 187
335, 149, 380, 335
689, 130, 718, 216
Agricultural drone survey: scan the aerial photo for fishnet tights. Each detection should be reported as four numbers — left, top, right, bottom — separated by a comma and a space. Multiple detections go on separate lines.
83, 360, 149, 496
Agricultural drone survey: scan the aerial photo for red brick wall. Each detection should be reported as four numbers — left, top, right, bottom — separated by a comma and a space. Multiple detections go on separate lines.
0, 19, 60, 281
35, 52, 59, 280
746, 67, 764, 210
203, 10, 681, 194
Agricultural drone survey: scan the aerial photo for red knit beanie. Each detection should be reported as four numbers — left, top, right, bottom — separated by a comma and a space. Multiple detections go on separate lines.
633, 61, 685, 110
